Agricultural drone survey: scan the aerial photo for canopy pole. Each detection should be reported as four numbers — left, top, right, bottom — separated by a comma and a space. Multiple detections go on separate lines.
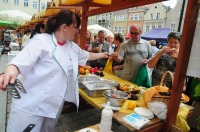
79, 3, 89, 49
163, 0, 200, 131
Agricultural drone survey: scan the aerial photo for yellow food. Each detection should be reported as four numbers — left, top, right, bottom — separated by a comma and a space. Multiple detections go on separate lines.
143, 88, 157, 103
128, 101, 136, 110
79, 67, 85, 74
85, 70, 90, 74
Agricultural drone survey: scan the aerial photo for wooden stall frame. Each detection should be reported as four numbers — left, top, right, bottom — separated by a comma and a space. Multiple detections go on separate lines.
18, 0, 200, 131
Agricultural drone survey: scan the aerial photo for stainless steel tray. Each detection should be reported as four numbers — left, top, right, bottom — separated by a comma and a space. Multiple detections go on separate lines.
82, 81, 114, 97
101, 78, 120, 89
78, 75, 101, 89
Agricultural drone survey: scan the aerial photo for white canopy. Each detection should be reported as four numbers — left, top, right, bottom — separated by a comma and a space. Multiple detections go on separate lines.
87, 24, 113, 35
0, 10, 32, 25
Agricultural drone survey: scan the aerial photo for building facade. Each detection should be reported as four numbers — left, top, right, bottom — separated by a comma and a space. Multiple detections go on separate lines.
96, 12, 114, 32
112, 9, 127, 35
0, 0, 51, 15
143, 3, 169, 33
127, 6, 149, 33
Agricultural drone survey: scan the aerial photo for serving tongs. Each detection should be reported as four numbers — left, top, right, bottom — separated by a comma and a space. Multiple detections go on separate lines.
6, 79, 26, 99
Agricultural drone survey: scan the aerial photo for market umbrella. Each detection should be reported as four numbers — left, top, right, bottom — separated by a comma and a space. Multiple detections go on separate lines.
87, 24, 113, 35
0, 10, 32, 25
0, 20, 13, 26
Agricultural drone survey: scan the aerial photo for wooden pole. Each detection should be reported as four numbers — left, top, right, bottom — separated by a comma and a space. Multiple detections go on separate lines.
163, 0, 200, 131
79, 3, 89, 49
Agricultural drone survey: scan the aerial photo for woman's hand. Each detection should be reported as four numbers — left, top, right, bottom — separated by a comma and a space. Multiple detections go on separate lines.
94, 47, 100, 52
110, 52, 118, 58
0, 72, 16, 91
161, 46, 171, 53
0, 65, 19, 91
101, 52, 109, 58
113, 65, 122, 71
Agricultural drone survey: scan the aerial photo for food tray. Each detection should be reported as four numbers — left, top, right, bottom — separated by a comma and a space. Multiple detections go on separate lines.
101, 78, 120, 89
83, 81, 114, 97
78, 74, 101, 89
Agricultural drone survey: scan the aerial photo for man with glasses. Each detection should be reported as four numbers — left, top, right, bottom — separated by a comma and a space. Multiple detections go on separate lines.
88, 30, 113, 68
111, 24, 152, 81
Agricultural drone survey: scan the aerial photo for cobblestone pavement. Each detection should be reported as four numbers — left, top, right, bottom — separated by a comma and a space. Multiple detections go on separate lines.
0, 54, 8, 132
0, 54, 128, 132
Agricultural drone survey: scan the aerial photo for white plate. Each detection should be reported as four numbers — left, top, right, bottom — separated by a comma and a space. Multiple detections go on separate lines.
79, 128, 97, 132
134, 107, 154, 119
101, 103, 120, 111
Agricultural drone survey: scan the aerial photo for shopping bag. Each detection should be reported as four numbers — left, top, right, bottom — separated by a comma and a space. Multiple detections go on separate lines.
190, 78, 200, 101
104, 59, 113, 74
132, 64, 151, 88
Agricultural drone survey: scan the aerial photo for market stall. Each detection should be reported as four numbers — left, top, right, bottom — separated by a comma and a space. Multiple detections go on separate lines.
17, 0, 200, 131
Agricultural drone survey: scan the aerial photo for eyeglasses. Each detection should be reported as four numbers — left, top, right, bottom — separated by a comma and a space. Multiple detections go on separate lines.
130, 32, 141, 36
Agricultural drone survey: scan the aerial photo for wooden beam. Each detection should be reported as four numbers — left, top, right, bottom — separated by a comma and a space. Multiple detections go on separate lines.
59, 1, 105, 7
79, 3, 89, 49
163, 0, 200, 131
86, 0, 167, 17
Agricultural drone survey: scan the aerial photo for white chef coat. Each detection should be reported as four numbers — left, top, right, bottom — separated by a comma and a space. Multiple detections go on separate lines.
9, 33, 89, 118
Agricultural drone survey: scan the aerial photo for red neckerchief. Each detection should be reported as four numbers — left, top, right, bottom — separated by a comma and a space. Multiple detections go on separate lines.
57, 41, 66, 46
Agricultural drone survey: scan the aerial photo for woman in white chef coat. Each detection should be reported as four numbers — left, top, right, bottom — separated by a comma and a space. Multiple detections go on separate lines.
0, 9, 108, 132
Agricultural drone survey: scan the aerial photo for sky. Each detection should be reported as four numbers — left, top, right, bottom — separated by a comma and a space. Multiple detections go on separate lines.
162, 0, 177, 8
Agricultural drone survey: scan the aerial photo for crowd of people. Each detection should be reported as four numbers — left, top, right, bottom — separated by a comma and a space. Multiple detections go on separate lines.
0, 8, 183, 131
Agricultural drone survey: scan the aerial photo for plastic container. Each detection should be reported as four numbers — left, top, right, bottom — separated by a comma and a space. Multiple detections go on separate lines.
100, 101, 113, 132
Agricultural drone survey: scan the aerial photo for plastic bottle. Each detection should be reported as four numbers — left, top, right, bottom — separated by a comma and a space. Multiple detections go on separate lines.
100, 101, 113, 132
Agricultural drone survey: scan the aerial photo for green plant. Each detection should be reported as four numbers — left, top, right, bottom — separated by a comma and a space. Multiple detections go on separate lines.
196, 117, 200, 130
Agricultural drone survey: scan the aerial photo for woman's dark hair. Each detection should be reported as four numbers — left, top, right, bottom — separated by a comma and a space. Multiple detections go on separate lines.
30, 23, 45, 39
24, 29, 31, 35
114, 33, 124, 43
167, 32, 181, 42
45, 9, 81, 34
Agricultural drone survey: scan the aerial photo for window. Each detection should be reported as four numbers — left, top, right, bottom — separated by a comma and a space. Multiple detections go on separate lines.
158, 25, 162, 28
41, 3, 45, 10
139, 14, 143, 20
146, 26, 149, 32
152, 25, 155, 29
123, 15, 126, 21
156, 13, 160, 19
102, 14, 104, 20
14, 0, 19, 5
3, 0, 8, 3
106, 14, 109, 20
33, 1, 37, 9
109, 13, 112, 19
114, 27, 117, 33
171, 24, 176, 31
150, 13, 154, 20
129, 14, 134, 21
24, 0, 28, 7
122, 27, 125, 34
134, 14, 138, 20
118, 27, 121, 32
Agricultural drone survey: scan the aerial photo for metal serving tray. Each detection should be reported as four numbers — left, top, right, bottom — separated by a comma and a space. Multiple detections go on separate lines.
78, 74, 102, 89
101, 78, 120, 89
82, 81, 114, 97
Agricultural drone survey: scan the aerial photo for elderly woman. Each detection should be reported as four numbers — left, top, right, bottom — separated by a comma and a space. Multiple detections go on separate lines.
85, 30, 94, 50
106, 33, 115, 52
148, 32, 181, 88
112, 33, 125, 76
